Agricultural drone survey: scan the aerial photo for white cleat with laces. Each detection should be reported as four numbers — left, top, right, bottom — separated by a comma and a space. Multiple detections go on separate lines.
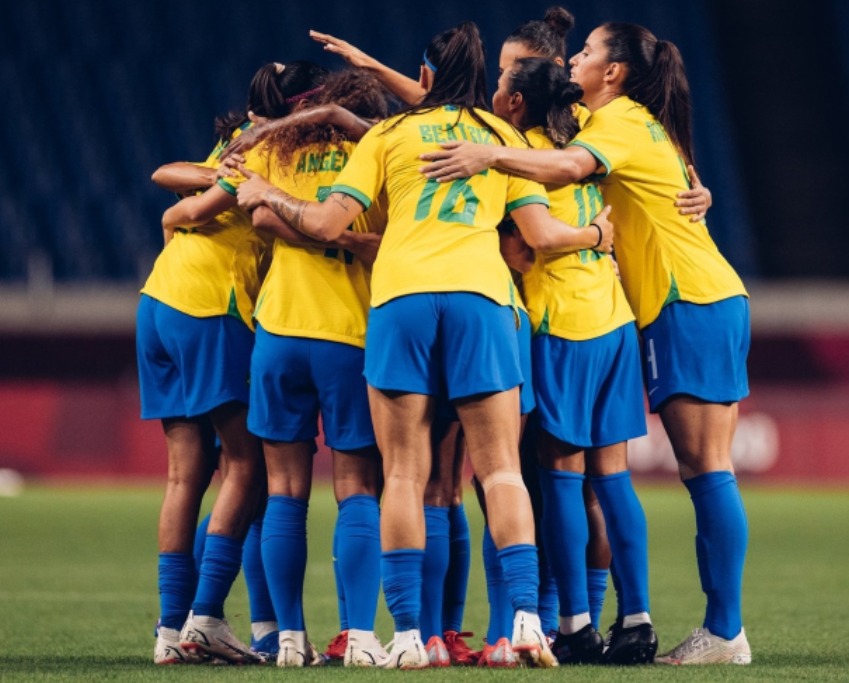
277, 629, 326, 667
511, 610, 558, 668
655, 627, 751, 665
380, 629, 430, 669
344, 628, 391, 667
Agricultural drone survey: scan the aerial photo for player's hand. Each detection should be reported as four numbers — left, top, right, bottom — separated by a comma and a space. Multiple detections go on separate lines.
675, 164, 712, 222
309, 30, 377, 69
235, 167, 273, 212
216, 153, 245, 181
590, 205, 614, 253
419, 142, 495, 181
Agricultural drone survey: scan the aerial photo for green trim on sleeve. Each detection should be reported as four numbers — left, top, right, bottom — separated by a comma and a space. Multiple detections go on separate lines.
328, 184, 372, 210
217, 178, 237, 196
506, 194, 549, 213
568, 140, 611, 179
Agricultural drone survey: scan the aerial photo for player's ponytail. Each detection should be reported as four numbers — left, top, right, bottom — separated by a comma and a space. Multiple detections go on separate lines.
504, 6, 575, 62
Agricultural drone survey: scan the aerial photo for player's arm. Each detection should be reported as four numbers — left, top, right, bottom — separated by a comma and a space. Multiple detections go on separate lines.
237, 167, 363, 242
509, 204, 613, 253
161, 184, 235, 230
675, 164, 712, 222
151, 162, 216, 195
310, 30, 425, 105
420, 142, 601, 185
498, 222, 535, 274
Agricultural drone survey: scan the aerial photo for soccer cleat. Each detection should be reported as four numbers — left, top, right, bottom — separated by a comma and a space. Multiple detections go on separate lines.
344, 629, 390, 667
551, 623, 604, 664
511, 610, 558, 668
154, 624, 205, 665
380, 629, 430, 669
277, 630, 326, 667
443, 630, 481, 665
250, 630, 280, 663
602, 621, 658, 665
324, 629, 349, 661
477, 637, 518, 668
425, 635, 451, 667
179, 611, 260, 664
655, 627, 751, 665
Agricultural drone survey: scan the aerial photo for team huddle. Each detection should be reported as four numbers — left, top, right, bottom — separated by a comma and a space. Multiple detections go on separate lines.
139, 6, 751, 670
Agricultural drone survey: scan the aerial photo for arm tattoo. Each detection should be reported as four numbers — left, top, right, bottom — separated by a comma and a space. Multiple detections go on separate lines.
330, 193, 353, 212
265, 188, 309, 235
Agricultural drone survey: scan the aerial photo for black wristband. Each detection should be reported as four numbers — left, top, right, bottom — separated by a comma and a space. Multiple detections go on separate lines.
590, 222, 603, 248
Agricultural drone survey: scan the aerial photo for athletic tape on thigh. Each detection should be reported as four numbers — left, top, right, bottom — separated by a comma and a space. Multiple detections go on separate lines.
480, 471, 527, 497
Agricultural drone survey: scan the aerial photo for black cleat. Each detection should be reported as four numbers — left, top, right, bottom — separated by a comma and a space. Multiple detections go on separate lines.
602, 622, 658, 665
551, 624, 603, 664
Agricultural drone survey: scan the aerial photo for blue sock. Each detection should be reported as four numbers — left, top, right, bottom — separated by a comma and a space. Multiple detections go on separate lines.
261, 495, 308, 631
538, 468, 589, 619
590, 472, 649, 616
193, 514, 211, 572
382, 549, 424, 633
483, 525, 512, 643
497, 543, 539, 614
421, 506, 450, 640
610, 558, 623, 621
586, 568, 608, 629
538, 553, 559, 635
331, 516, 348, 631
159, 552, 197, 629
685, 471, 748, 640
442, 503, 471, 632
192, 534, 244, 618
335, 495, 381, 631
242, 517, 276, 624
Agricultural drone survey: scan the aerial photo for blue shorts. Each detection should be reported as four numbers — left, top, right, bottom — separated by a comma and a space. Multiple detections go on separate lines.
248, 325, 376, 451
533, 323, 647, 448
641, 296, 750, 412
365, 292, 522, 400
136, 294, 253, 419
517, 309, 536, 415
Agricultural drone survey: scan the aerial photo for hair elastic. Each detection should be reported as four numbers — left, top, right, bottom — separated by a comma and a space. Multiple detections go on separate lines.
423, 51, 438, 73
284, 85, 325, 104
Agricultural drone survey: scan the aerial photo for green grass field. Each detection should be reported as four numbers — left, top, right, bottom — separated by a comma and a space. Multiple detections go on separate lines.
0, 482, 847, 681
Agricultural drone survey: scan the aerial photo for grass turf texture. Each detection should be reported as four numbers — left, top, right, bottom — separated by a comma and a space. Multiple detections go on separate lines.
0, 483, 846, 681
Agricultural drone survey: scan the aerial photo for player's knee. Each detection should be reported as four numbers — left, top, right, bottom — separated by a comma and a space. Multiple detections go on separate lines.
479, 470, 527, 497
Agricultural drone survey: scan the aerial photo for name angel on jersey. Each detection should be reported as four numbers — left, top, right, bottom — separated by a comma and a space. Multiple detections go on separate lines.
294, 149, 350, 174
418, 122, 493, 145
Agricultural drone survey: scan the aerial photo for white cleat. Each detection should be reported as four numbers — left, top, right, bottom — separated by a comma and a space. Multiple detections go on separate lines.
511, 610, 558, 668
344, 628, 391, 667
655, 627, 752, 665
277, 629, 326, 667
179, 611, 259, 664
154, 625, 205, 665
381, 629, 430, 669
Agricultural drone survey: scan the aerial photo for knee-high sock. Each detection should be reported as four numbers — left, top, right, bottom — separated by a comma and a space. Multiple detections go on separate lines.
590, 472, 649, 617
586, 569, 608, 629
420, 506, 450, 640
193, 514, 211, 572
382, 549, 424, 633
538, 552, 559, 635
331, 512, 348, 631
192, 534, 244, 618
538, 468, 589, 619
242, 516, 276, 624
497, 543, 539, 615
483, 525, 512, 643
159, 552, 197, 629
442, 503, 471, 633
261, 495, 308, 631
335, 495, 381, 631
685, 471, 748, 640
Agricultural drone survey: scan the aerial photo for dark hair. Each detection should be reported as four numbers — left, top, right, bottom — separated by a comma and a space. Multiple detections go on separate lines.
257, 68, 389, 173
387, 22, 505, 144
214, 61, 329, 141
504, 6, 575, 61
508, 57, 583, 147
600, 22, 694, 166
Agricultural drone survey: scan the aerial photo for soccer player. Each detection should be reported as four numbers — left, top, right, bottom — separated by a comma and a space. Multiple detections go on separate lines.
146, 60, 328, 665
236, 21, 614, 669
221, 68, 391, 668
421, 21, 752, 667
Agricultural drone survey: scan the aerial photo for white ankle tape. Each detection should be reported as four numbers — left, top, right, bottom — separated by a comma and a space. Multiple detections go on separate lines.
480, 471, 527, 496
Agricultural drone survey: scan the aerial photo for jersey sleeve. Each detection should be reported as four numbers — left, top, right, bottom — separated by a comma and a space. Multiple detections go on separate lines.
328, 125, 387, 210
567, 106, 627, 177
216, 142, 272, 196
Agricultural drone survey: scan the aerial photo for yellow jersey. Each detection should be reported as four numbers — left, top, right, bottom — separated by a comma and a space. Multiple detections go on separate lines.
141, 125, 272, 329
221, 140, 385, 348
521, 127, 634, 340
570, 96, 747, 329
329, 105, 549, 308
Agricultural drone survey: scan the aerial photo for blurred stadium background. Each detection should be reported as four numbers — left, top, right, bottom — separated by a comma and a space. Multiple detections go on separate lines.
0, 0, 847, 486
